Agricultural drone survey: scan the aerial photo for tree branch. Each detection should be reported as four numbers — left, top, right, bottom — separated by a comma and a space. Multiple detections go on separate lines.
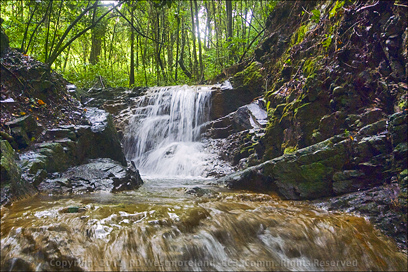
47, 2, 120, 66
113, 6, 163, 44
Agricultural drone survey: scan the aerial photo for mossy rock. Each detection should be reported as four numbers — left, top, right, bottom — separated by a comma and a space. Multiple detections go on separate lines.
1, 140, 35, 204
230, 61, 263, 93
38, 142, 72, 172
300, 162, 332, 183
1, 140, 21, 188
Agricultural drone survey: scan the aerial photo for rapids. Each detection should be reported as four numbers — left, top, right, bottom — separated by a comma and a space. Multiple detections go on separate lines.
1, 85, 406, 271
1, 179, 406, 271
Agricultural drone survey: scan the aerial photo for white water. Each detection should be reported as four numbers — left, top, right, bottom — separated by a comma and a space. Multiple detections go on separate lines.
124, 85, 214, 178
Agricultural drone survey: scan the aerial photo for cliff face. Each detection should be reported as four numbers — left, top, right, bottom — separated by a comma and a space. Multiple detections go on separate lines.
259, 0, 406, 160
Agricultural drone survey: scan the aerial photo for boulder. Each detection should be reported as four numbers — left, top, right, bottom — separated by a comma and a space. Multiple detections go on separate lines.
219, 131, 392, 200
206, 100, 267, 139
78, 107, 126, 165
37, 158, 142, 195
18, 108, 128, 193
5, 115, 43, 149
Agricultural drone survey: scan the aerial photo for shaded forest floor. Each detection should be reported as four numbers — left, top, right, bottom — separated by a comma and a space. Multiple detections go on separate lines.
1, 49, 84, 137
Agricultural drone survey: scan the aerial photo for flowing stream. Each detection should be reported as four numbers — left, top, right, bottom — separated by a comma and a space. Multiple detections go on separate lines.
1, 85, 406, 271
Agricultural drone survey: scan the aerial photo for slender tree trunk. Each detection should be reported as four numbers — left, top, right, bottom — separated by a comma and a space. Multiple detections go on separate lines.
129, 8, 135, 86
143, 10, 151, 86
205, 2, 211, 49
49, 0, 64, 60
136, 34, 139, 67
25, 2, 50, 55
154, 9, 160, 85
190, 1, 198, 80
194, 0, 204, 82
44, 1, 52, 62
63, 45, 71, 73
175, 3, 180, 82
226, 0, 233, 41
179, 21, 192, 79
89, 4, 106, 65
21, 2, 38, 52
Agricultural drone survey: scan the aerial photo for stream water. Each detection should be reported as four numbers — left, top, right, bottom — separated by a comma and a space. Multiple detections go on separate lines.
1, 86, 406, 271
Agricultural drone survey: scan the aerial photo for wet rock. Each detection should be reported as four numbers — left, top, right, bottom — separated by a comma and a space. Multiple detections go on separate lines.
185, 187, 215, 197
313, 181, 407, 251
112, 161, 143, 192
206, 100, 267, 141
18, 108, 129, 192
43, 128, 77, 141
1, 140, 36, 205
78, 108, 126, 165
37, 158, 142, 195
1, 140, 21, 190
211, 62, 264, 118
332, 170, 366, 195
5, 115, 42, 149
389, 112, 407, 146
220, 130, 394, 200
218, 161, 276, 192
9, 126, 30, 148
356, 119, 387, 137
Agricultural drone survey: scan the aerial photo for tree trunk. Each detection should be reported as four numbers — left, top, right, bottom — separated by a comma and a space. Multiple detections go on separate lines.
226, 0, 233, 42
194, 0, 204, 82
44, 1, 52, 62
63, 45, 71, 73
205, 2, 211, 49
21, 2, 38, 52
129, 8, 135, 87
190, 1, 198, 80
89, 4, 105, 65
179, 19, 192, 79
175, 3, 180, 82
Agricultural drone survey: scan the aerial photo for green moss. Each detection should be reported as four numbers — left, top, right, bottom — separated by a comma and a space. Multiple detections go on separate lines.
303, 58, 317, 77
294, 102, 311, 117
234, 62, 263, 88
291, 24, 309, 46
0, 140, 21, 188
329, 0, 345, 19
297, 181, 328, 197
300, 162, 331, 183
283, 146, 297, 154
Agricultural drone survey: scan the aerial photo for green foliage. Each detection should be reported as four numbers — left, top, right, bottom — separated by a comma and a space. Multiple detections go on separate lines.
329, 0, 345, 19
1, 0, 270, 87
311, 9, 321, 23
283, 146, 297, 154
303, 58, 317, 77
322, 34, 333, 50
292, 25, 308, 45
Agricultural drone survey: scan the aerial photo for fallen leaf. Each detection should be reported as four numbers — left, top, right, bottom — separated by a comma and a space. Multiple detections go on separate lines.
20, 112, 26, 115
38, 99, 46, 105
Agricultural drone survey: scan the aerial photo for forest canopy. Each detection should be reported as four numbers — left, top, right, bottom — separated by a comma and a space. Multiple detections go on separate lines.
1, 0, 275, 88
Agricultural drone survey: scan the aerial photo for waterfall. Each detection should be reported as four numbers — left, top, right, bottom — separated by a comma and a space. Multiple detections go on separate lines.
124, 85, 213, 178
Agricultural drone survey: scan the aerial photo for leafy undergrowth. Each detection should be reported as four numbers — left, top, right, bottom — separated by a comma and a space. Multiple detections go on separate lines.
1, 49, 85, 134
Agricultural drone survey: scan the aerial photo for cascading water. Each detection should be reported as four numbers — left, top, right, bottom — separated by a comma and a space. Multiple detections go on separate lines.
123, 85, 214, 178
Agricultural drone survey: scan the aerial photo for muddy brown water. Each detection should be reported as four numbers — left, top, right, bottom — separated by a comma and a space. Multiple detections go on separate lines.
1, 177, 406, 271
